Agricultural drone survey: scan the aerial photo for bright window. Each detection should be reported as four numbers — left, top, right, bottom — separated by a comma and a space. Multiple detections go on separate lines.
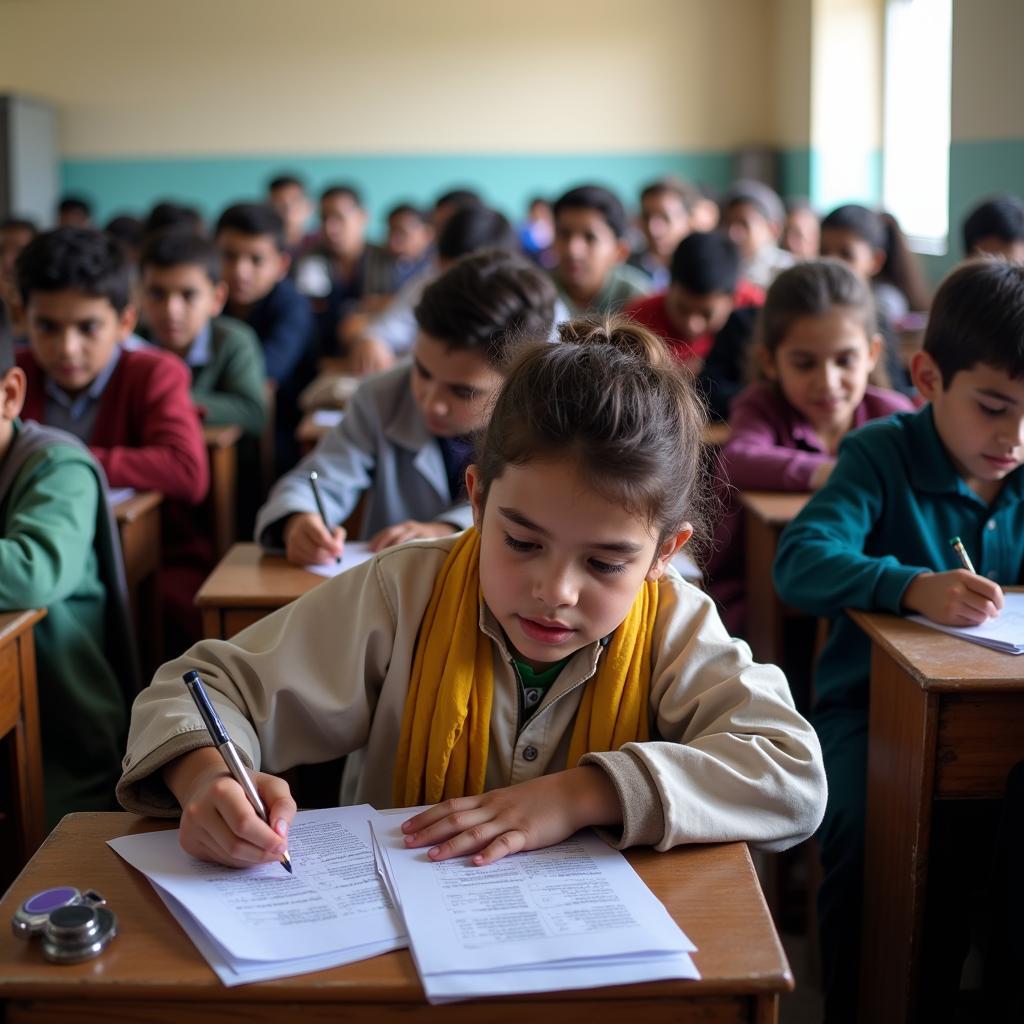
882, 0, 952, 254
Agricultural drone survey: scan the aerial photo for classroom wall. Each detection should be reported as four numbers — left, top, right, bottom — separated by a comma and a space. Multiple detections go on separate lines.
0, 0, 780, 226
929, 0, 1024, 279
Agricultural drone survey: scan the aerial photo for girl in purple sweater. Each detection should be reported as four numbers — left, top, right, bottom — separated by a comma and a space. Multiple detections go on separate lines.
707, 259, 914, 633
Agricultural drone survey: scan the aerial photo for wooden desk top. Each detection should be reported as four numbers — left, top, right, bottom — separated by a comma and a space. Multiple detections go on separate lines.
113, 490, 162, 524
0, 813, 791, 1004
202, 423, 243, 449
849, 607, 1024, 692
195, 543, 324, 609
0, 609, 46, 646
737, 491, 810, 526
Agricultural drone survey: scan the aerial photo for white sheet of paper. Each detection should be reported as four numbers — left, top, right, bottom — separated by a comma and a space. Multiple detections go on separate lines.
108, 806, 405, 963
909, 591, 1024, 653
303, 542, 375, 579
371, 822, 695, 975
311, 409, 344, 428
107, 487, 136, 506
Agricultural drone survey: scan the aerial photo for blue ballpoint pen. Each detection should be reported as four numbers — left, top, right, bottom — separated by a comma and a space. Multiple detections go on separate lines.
182, 670, 293, 874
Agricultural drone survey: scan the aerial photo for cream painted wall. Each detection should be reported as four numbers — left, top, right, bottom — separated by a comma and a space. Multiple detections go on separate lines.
950, 0, 1024, 141
773, 0, 813, 148
0, 0, 777, 158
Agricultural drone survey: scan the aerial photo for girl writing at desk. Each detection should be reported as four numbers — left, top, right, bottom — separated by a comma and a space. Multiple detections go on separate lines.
117, 318, 826, 867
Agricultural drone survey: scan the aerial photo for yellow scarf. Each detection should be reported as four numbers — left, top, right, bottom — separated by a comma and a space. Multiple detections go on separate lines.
393, 528, 658, 806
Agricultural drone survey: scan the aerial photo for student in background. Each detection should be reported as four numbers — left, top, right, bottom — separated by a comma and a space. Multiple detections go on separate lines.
0, 217, 37, 344
294, 183, 396, 357
625, 231, 763, 375
256, 249, 556, 564
119, 316, 826, 878
15, 227, 208, 504
431, 188, 482, 234
634, 177, 697, 290
518, 196, 555, 267
140, 231, 267, 440
342, 204, 520, 375
385, 203, 434, 288
57, 195, 92, 229
104, 215, 145, 266
0, 331, 137, 824
720, 180, 795, 289
143, 201, 204, 240
773, 259, 1024, 1023
267, 173, 315, 262
550, 185, 651, 316
214, 202, 315, 470
707, 260, 913, 632
781, 197, 819, 260
962, 194, 1024, 261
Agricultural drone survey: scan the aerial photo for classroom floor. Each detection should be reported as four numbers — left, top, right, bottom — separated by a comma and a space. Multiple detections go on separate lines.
779, 932, 822, 1024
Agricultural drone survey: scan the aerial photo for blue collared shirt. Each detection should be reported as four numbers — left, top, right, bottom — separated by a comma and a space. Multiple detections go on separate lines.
185, 324, 213, 369
43, 346, 123, 443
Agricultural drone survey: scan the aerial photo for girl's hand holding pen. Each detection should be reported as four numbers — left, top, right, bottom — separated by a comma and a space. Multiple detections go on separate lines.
164, 748, 297, 868
902, 569, 1004, 626
284, 512, 346, 566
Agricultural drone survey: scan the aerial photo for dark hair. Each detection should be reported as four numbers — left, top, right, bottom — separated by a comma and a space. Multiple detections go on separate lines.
414, 250, 556, 366
140, 231, 220, 283
144, 202, 203, 238
784, 196, 815, 215
475, 316, 713, 556
16, 227, 132, 311
320, 183, 363, 208
104, 215, 144, 254
721, 180, 784, 226
268, 173, 306, 193
821, 204, 886, 250
553, 185, 627, 239
434, 189, 481, 212
758, 259, 876, 354
640, 177, 699, 210
2, 217, 38, 236
437, 205, 517, 262
0, 331, 13, 374
387, 203, 427, 224
215, 203, 285, 249
962, 194, 1024, 254
923, 258, 1024, 386
58, 195, 92, 219
669, 232, 740, 295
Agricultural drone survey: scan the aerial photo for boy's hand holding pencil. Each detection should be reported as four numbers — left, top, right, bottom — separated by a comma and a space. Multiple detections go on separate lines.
284, 512, 346, 566
902, 538, 1004, 626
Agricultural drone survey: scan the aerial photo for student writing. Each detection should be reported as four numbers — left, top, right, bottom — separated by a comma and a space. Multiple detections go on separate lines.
773, 259, 1024, 1023
118, 316, 826, 871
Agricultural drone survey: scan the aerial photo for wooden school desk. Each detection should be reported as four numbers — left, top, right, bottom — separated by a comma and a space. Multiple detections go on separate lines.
113, 490, 163, 673
737, 492, 810, 665
202, 424, 242, 560
0, 813, 793, 1024
0, 609, 46, 878
195, 543, 323, 639
850, 609, 1024, 1024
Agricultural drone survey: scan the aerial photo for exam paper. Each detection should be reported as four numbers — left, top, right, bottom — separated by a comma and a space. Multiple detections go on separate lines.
108, 806, 405, 964
909, 591, 1024, 654
311, 409, 345, 428
304, 541, 375, 579
370, 819, 699, 1001
107, 487, 136, 506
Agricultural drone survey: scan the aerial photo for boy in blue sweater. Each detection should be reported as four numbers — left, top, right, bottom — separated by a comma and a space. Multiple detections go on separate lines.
774, 258, 1024, 1022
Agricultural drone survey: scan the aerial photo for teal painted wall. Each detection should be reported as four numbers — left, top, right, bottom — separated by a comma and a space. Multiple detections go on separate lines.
778, 148, 882, 210
921, 137, 1024, 284
61, 151, 735, 230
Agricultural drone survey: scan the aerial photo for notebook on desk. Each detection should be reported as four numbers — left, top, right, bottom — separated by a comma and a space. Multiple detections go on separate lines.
908, 591, 1024, 654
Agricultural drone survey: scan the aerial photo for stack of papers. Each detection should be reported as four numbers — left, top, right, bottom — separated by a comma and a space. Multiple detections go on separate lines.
108, 806, 406, 985
109, 806, 699, 1001
909, 591, 1024, 654
369, 816, 699, 1003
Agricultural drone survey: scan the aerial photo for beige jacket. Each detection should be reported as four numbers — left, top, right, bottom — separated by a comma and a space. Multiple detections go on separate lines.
118, 534, 826, 852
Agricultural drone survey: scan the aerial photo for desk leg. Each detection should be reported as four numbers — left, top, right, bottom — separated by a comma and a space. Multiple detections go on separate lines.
14, 629, 46, 864
860, 645, 937, 1024
208, 446, 238, 560
745, 514, 782, 665
200, 608, 226, 641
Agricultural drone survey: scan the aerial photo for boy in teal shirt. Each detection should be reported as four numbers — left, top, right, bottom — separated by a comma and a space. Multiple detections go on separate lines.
774, 259, 1024, 1022
0, 331, 137, 826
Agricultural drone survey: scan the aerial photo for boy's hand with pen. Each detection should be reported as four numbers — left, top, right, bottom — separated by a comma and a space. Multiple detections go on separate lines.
283, 512, 346, 566
164, 748, 297, 868
902, 569, 1004, 626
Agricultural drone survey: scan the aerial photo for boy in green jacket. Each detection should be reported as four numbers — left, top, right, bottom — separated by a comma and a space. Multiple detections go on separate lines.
0, 331, 137, 825
773, 259, 1024, 1022
140, 231, 267, 440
